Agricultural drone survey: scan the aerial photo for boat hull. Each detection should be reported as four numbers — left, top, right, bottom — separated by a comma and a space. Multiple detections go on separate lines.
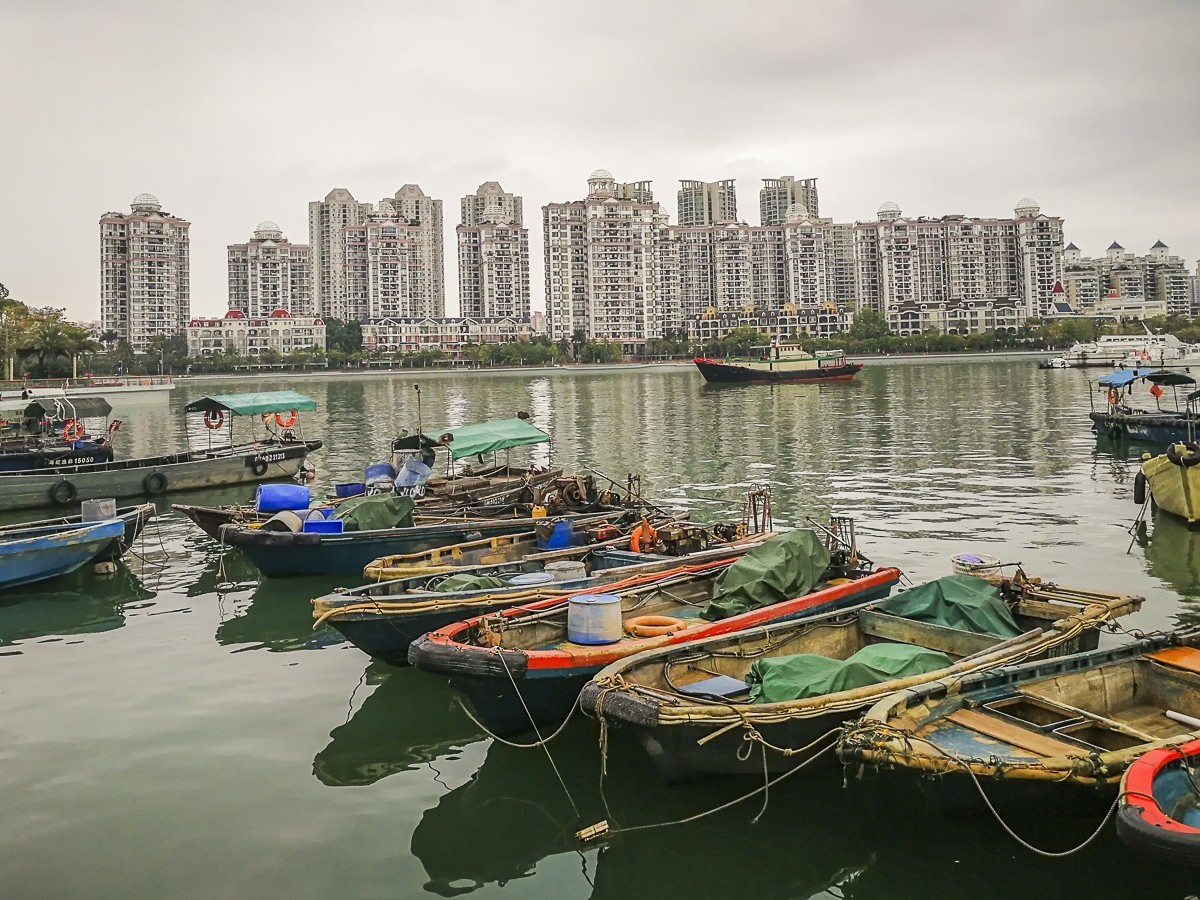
221, 516, 586, 578
0, 502, 156, 562
0, 520, 127, 590
692, 358, 862, 385
1143, 454, 1200, 523
410, 571, 899, 738
0, 440, 320, 512
1090, 411, 1198, 445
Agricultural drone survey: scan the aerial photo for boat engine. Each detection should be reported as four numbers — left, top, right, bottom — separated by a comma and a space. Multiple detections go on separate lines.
656, 522, 709, 556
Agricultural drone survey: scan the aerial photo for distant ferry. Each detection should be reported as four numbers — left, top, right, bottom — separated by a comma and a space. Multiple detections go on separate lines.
1058, 333, 1193, 368
0, 375, 174, 402
692, 345, 863, 384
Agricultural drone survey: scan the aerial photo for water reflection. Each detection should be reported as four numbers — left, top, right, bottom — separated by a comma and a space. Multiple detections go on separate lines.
313, 664, 484, 787
0, 564, 153, 647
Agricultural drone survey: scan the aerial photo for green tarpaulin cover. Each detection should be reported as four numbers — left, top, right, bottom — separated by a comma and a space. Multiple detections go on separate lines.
433, 573, 512, 593
434, 418, 549, 460
877, 574, 1022, 638
330, 494, 416, 532
184, 390, 318, 416
701, 530, 831, 621
748, 643, 954, 704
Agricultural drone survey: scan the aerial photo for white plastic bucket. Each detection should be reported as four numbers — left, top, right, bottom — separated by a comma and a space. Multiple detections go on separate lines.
567, 593, 622, 644
545, 560, 587, 582
951, 553, 1002, 577
81, 498, 117, 522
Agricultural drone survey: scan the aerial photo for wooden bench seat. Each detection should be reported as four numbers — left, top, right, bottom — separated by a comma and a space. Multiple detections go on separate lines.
946, 708, 1086, 758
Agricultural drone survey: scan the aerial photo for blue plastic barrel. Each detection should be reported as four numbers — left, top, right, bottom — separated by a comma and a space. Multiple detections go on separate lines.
256, 483, 311, 513
567, 593, 623, 644
537, 519, 574, 550
335, 482, 366, 499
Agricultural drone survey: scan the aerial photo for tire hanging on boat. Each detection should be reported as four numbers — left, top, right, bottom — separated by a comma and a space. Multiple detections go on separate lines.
250, 458, 269, 476
48, 479, 77, 505
1166, 442, 1200, 467
143, 472, 168, 495
1134, 471, 1148, 505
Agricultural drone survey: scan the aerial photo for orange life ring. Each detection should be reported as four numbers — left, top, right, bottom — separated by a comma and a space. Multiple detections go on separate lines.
1107, 388, 1121, 406
204, 409, 225, 430
275, 410, 298, 428
624, 615, 688, 638
630, 518, 658, 553
62, 419, 83, 441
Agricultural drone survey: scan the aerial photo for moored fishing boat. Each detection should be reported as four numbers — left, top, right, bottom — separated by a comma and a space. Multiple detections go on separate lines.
1090, 369, 1200, 444
0, 518, 128, 590
838, 627, 1200, 813
0, 396, 119, 470
579, 572, 1142, 781
0, 390, 322, 512
408, 528, 901, 737
0, 502, 156, 562
312, 522, 757, 666
1136, 441, 1200, 523
693, 344, 862, 385
1117, 735, 1200, 866
219, 494, 635, 578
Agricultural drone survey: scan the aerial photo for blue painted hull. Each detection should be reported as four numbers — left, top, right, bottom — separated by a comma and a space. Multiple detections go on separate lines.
0, 519, 127, 590
223, 517, 573, 578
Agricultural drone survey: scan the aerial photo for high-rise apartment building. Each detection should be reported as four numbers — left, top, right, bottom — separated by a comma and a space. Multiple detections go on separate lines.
99, 193, 190, 351
227, 221, 312, 318
461, 181, 523, 229
1063, 240, 1193, 317
677, 179, 738, 226
457, 187, 530, 319
854, 199, 1064, 332
309, 185, 444, 321
760, 176, 819, 225
543, 169, 664, 346
308, 188, 370, 319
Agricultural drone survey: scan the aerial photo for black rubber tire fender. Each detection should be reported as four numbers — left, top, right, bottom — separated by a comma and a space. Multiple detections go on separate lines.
48, 479, 77, 505
1167, 442, 1200, 467
250, 458, 269, 476
143, 471, 168, 495
1134, 471, 1147, 506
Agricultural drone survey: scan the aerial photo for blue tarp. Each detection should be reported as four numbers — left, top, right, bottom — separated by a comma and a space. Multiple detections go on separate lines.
1097, 369, 1163, 388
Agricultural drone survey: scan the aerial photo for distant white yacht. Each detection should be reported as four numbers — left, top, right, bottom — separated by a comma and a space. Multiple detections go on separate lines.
1060, 333, 1196, 368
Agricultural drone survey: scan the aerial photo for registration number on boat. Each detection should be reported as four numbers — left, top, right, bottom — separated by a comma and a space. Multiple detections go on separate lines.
253, 451, 287, 464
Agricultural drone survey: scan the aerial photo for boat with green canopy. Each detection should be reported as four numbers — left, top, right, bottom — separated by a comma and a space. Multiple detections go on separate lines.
0, 390, 322, 512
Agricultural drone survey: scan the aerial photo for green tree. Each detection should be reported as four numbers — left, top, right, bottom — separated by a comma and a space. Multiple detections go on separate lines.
849, 309, 890, 340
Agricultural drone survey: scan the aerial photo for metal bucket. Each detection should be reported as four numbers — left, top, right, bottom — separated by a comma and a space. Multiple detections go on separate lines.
80, 498, 117, 522
545, 560, 587, 582
567, 593, 622, 645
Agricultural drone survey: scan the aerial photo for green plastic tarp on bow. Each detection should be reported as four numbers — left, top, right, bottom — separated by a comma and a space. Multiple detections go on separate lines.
434, 418, 549, 460
700, 530, 831, 621
330, 494, 416, 532
433, 573, 512, 593
747, 643, 954, 704
876, 574, 1022, 638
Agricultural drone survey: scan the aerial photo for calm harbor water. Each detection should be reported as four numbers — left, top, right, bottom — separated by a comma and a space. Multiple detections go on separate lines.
3, 359, 1200, 898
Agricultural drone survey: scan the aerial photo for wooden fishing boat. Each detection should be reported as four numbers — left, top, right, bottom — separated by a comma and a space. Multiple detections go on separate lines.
0, 518, 128, 590
838, 627, 1200, 813
0, 391, 322, 512
219, 504, 635, 578
578, 572, 1143, 781
408, 529, 901, 737
0, 397, 118, 470
0, 502, 156, 562
693, 345, 862, 385
1137, 440, 1200, 523
1090, 369, 1200, 444
1117, 735, 1200, 866
312, 524, 762, 667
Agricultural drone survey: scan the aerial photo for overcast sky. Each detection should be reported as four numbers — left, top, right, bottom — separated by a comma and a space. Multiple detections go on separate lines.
2, 0, 1197, 321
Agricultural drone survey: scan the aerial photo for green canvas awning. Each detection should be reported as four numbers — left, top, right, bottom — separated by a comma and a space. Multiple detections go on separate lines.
433, 417, 550, 460
184, 390, 318, 416
25, 397, 113, 419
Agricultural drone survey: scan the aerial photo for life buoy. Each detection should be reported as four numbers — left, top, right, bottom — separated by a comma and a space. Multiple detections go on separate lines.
204, 409, 225, 430
624, 615, 688, 638
275, 410, 298, 429
250, 458, 269, 476
1166, 442, 1200, 467
49, 480, 77, 504
62, 419, 83, 441
143, 472, 168, 494
630, 518, 658, 553
1107, 388, 1121, 407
